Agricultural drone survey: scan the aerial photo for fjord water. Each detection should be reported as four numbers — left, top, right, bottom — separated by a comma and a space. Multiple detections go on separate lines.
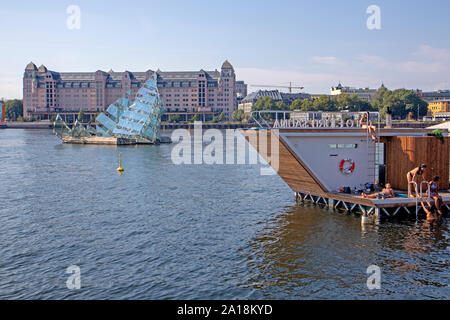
0, 129, 449, 300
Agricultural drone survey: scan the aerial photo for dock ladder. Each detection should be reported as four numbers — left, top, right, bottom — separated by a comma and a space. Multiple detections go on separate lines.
408, 181, 431, 220
364, 112, 381, 186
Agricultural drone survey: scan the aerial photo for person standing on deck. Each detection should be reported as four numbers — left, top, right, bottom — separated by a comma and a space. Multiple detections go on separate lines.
407, 164, 427, 198
360, 112, 378, 140
428, 176, 443, 216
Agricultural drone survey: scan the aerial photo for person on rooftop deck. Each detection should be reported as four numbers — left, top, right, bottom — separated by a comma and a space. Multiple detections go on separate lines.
407, 164, 427, 198
360, 112, 378, 140
428, 176, 443, 216
362, 183, 394, 199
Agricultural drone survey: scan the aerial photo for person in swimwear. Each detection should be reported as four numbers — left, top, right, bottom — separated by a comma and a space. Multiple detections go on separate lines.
419, 196, 440, 221
362, 183, 395, 199
428, 176, 443, 215
360, 112, 378, 140
407, 164, 427, 198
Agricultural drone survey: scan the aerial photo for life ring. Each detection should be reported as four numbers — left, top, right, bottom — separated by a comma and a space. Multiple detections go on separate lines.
339, 159, 355, 175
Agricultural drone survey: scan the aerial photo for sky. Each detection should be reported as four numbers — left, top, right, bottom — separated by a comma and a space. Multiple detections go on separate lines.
1, 0, 450, 99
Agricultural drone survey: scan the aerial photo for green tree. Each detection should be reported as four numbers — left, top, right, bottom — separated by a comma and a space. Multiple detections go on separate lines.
77, 110, 85, 122
232, 109, 245, 121
336, 94, 373, 112
4, 99, 23, 121
313, 95, 337, 111
275, 101, 287, 110
300, 99, 315, 111
169, 114, 180, 123
289, 99, 303, 110
252, 97, 276, 111
190, 114, 200, 122
212, 112, 225, 123
372, 88, 427, 119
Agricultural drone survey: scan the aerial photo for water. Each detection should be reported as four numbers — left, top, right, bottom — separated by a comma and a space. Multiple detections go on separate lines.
0, 129, 449, 300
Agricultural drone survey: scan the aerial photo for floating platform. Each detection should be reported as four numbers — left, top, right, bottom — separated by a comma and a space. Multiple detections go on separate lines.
241, 120, 450, 219
295, 191, 450, 218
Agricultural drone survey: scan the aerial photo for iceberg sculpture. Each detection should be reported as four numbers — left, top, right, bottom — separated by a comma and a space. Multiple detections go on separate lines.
53, 72, 165, 144
96, 92, 131, 137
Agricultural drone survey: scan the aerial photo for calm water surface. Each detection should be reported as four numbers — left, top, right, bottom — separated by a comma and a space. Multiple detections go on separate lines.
0, 129, 449, 299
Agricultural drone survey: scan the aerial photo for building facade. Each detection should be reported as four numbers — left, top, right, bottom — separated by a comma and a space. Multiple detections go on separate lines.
23, 60, 239, 121
416, 89, 450, 102
330, 83, 378, 101
428, 99, 450, 116
235, 80, 248, 105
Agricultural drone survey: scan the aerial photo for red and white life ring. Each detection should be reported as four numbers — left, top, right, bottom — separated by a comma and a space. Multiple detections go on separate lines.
339, 159, 355, 175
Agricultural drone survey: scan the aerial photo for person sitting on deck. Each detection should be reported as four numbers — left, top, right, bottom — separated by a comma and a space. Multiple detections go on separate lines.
360, 112, 378, 140
362, 183, 394, 199
407, 164, 427, 198
428, 176, 443, 216
419, 196, 441, 221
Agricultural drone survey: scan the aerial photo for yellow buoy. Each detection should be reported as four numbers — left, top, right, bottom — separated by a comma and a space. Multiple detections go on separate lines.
117, 152, 124, 173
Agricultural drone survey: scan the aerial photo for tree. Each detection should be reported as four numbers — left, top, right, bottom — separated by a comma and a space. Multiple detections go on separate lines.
336, 94, 373, 112
232, 109, 245, 121
169, 114, 180, 123
212, 112, 225, 123
190, 114, 200, 122
275, 101, 287, 110
313, 95, 338, 111
372, 88, 427, 119
5, 99, 23, 121
252, 97, 276, 111
289, 99, 303, 110
78, 110, 85, 122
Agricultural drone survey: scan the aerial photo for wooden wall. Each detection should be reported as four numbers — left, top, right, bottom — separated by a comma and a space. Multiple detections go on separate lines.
385, 136, 449, 191
241, 130, 328, 196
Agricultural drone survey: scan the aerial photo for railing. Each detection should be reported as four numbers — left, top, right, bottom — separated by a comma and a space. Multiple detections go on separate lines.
408, 181, 420, 219
250, 110, 381, 130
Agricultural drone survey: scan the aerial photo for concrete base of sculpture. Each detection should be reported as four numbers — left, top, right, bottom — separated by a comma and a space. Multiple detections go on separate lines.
62, 136, 172, 145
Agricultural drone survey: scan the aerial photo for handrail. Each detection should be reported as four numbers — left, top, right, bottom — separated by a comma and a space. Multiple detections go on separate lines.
250, 110, 381, 129
408, 181, 419, 219
419, 181, 431, 199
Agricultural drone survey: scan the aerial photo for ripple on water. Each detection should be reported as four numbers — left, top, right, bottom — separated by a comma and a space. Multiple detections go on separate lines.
0, 130, 448, 299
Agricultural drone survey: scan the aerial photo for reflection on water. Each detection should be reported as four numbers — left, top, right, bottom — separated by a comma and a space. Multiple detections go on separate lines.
0, 129, 448, 299
245, 204, 449, 299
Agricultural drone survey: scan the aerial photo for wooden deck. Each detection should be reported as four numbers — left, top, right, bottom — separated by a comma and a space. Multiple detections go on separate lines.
325, 191, 450, 209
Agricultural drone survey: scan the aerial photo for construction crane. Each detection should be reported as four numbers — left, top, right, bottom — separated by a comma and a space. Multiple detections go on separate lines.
250, 82, 304, 94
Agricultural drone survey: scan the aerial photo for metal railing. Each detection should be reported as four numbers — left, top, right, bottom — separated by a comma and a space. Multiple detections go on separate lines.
250, 110, 381, 131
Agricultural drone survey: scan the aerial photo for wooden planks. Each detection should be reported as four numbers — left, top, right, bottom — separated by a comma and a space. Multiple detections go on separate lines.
385, 136, 449, 191
241, 130, 328, 196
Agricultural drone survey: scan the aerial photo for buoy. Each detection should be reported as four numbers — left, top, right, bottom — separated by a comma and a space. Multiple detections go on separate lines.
117, 152, 124, 173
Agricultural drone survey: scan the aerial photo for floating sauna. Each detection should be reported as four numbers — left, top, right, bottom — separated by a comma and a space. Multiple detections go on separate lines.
242, 111, 450, 218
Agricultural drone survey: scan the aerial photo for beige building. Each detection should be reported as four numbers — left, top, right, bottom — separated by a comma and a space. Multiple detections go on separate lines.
330, 83, 380, 101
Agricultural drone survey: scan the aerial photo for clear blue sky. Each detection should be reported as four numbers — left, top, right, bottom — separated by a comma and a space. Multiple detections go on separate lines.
1, 0, 450, 98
